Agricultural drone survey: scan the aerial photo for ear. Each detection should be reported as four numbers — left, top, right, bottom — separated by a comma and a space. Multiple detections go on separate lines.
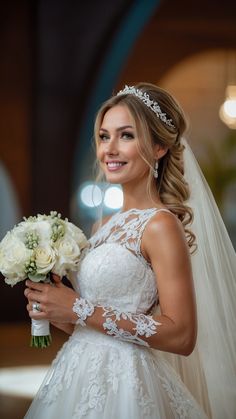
153, 144, 168, 160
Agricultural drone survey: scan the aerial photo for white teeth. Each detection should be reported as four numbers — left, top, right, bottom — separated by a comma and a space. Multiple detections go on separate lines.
107, 162, 124, 168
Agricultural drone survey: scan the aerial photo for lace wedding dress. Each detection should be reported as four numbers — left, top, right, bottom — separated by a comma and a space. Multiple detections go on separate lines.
25, 208, 208, 419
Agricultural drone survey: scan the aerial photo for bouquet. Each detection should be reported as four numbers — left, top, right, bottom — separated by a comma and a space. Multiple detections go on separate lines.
0, 211, 88, 348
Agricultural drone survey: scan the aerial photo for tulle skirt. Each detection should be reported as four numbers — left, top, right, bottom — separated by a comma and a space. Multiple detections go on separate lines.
24, 327, 208, 419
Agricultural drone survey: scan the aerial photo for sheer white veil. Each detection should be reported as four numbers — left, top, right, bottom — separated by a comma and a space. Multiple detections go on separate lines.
162, 138, 236, 419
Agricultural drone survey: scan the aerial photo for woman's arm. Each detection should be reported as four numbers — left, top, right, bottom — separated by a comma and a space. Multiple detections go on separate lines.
50, 321, 75, 335
141, 211, 197, 355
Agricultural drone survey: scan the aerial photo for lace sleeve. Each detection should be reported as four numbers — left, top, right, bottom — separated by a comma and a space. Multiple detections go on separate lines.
72, 298, 161, 347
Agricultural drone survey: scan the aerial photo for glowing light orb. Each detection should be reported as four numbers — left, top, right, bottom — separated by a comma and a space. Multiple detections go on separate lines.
80, 184, 103, 207
223, 99, 236, 118
104, 186, 123, 209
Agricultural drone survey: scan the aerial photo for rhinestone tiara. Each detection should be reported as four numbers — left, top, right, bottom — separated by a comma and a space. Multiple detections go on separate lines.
117, 85, 175, 128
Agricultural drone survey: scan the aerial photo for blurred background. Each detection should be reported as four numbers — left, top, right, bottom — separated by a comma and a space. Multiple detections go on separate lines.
0, 0, 236, 417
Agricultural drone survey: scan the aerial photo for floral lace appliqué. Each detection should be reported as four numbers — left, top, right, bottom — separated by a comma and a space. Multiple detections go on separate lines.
101, 306, 161, 347
90, 208, 160, 267
157, 372, 198, 419
73, 351, 106, 418
72, 343, 155, 418
38, 338, 83, 404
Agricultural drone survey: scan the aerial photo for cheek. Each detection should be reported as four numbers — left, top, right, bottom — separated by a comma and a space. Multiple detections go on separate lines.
125, 142, 142, 160
96, 145, 103, 162
128, 149, 146, 165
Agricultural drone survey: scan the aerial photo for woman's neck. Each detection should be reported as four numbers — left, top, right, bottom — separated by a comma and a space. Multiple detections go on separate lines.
121, 184, 163, 212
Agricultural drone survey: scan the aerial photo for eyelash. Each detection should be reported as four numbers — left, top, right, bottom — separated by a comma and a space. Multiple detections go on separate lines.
99, 134, 109, 141
99, 132, 134, 141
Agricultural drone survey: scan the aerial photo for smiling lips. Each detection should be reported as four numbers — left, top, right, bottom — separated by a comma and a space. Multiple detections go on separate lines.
106, 161, 127, 171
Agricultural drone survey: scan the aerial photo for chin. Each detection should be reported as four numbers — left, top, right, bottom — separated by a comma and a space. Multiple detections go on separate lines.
105, 177, 121, 184
104, 173, 123, 183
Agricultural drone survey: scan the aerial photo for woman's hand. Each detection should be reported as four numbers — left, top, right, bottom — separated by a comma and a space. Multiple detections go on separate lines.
24, 275, 79, 325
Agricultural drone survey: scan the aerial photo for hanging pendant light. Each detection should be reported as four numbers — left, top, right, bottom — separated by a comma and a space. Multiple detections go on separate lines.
219, 52, 236, 129
219, 85, 236, 129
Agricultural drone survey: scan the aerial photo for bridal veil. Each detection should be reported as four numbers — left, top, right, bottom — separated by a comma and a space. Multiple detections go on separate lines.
162, 139, 236, 419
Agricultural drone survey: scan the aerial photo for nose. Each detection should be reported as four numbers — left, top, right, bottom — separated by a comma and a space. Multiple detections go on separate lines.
105, 137, 119, 155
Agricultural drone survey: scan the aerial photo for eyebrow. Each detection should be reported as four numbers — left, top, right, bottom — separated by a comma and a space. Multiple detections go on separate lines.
99, 125, 134, 132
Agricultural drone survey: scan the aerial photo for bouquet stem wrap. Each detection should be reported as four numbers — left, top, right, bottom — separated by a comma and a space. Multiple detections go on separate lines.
31, 304, 51, 348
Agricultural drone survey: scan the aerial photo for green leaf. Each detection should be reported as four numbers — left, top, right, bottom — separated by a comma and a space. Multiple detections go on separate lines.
28, 273, 47, 282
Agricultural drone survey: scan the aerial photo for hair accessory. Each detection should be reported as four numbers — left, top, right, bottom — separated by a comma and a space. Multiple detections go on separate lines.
117, 85, 175, 128
153, 160, 159, 179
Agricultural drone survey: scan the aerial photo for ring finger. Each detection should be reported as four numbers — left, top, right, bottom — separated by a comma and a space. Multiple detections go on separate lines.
27, 301, 45, 313
32, 302, 42, 312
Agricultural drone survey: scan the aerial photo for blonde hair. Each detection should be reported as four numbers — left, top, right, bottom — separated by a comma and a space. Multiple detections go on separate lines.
94, 82, 196, 251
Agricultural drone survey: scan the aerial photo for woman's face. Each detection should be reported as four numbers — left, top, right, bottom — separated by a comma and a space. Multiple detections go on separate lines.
96, 105, 150, 186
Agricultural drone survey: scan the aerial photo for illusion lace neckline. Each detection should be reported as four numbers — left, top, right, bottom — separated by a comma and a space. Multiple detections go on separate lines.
106, 207, 171, 229
117, 207, 167, 215
89, 207, 172, 268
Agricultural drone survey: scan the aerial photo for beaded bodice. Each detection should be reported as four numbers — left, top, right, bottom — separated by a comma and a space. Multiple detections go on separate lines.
75, 208, 162, 314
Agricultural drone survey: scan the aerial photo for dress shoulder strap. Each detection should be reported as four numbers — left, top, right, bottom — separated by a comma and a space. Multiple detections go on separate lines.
134, 209, 173, 266
134, 208, 171, 242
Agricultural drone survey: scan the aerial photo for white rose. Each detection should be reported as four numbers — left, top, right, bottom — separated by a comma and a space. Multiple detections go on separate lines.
4, 274, 23, 287
0, 232, 32, 285
33, 220, 52, 245
53, 237, 81, 276
34, 245, 56, 275
12, 221, 29, 241
64, 222, 88, 249
13, 219, 52, 246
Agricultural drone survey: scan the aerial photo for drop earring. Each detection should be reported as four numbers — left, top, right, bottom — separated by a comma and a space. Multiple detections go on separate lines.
153, 160, 159, 179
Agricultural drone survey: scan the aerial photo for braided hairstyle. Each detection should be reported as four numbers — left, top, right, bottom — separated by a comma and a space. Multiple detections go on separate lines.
94, 82, 196, 251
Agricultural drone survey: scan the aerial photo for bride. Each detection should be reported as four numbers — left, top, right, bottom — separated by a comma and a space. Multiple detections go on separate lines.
24, 83, 236, 418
